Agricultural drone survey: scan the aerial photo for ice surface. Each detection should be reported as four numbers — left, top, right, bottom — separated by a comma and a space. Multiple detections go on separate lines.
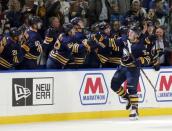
0, 116, 172, 131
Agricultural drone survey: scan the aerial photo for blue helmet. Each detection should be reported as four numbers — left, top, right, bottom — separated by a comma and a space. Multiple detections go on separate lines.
98, 21, 110, 31
63, 23, 74, 33
9, 27, 21, 37
70, 17, 82, 25
29, 16, 42, 25
130, 25, 142, 36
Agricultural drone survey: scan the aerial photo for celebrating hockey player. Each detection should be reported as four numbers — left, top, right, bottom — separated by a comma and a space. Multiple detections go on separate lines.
0, 27, 23, 69
17, 16, 43, 69
110, 25, 151, 120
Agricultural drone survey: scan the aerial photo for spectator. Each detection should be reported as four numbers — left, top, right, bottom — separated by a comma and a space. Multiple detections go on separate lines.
124, 0, 147, 26
146, 8, 157, 22
6, 0, 22, 27
110, 1, 124, 23
36, 0, 46, 19
141, 0, 153, 10
154, 0, 168, 26
60, 0, 70, 23
0, 0, 8, 11
21, 0, 37, 15
88, 0, 112, 26
152, 26, 171, 67
46, 0, 64, 25
0, 3, 4, 35
111, 0, 131, 15
70, 0, 88, 25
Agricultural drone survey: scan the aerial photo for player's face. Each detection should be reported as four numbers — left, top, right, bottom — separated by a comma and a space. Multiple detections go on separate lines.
128, 30, 137, 41
52, 18, 60, 29
78, 20, 84, 29
104, 27, 111, 36
70, 28, 76, 36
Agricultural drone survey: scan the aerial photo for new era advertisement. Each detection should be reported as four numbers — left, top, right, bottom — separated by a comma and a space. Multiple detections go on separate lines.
79, 73, 109, 105
12, 77, 54, 106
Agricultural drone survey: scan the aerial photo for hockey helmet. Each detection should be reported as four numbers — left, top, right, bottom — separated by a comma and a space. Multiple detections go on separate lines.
119, 26, 128, 35
130, 25, 142, 36
98, 21, 110, 31
63, 23, 74, 33
70, 17, 82, 25
9, 27, 21, 38
29, 16, 42, 26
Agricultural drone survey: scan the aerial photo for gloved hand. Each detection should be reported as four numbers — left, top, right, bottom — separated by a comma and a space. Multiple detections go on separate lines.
151, 48, 164, 60
94, 33, 104, 42
134, 58, 141, 67
152, 58, 160, 71
153, 64, 160, 71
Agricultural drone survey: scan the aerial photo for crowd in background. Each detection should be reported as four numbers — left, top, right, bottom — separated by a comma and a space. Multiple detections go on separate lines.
0, 0, 172, 70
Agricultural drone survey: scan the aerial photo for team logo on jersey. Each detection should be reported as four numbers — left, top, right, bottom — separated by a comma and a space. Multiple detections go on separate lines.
119, 76, 146, 103
122, 48, 130, 61
79, 73, 109, 105
155, 71, 172, 102
12, 77, 54, 106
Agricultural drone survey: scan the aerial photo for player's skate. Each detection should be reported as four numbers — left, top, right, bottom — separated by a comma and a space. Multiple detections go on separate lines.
123, 94, 131, 110
129, 104, 139, 120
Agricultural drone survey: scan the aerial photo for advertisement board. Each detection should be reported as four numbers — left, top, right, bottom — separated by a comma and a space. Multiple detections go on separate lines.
0, 68, 172, 124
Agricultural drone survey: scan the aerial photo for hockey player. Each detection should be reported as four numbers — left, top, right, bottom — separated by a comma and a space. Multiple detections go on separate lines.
42, 17, 63, 68
0, 27, 23, 70
17, 16, 43, 69
69, 17, 89, 68
94, 21, 121, 68
84, 23, 101, 68
92, 22, 110, 68
46, 23, 75, 69
110, 25, 151, 120
70, 17, 86, 42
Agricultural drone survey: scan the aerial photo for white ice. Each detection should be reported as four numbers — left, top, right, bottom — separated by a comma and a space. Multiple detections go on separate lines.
0, 116, 172, 131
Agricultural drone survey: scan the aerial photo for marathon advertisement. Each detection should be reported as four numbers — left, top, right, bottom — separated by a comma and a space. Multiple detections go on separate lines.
12, 77, 54, 106
79, 73, 109, 105
155, 71, 172, 102
119, 76, 146, 103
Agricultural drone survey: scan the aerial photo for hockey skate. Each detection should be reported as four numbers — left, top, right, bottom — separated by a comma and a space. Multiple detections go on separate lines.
129, 104, 139, 120
123, 94, 131, 110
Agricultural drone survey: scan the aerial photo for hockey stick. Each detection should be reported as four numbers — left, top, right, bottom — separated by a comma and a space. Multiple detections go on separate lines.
127, 40, 156, 91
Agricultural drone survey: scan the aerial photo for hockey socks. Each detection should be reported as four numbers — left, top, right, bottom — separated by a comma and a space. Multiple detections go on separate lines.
116, 87, 131, 110
129, 95, 139, 120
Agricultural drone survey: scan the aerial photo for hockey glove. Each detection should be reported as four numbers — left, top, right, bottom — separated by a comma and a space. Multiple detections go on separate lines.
134, 58, 141, 67
152, 59, 160, 71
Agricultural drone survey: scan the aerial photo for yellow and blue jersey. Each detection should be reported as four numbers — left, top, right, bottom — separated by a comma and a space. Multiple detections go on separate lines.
118, 35, 151, 67
49, 34, 74, 66
0, 36, 23, 69
21, 28, 42, 61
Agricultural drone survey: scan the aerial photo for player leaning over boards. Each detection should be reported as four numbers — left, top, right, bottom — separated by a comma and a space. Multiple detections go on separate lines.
111, 23, 151, 120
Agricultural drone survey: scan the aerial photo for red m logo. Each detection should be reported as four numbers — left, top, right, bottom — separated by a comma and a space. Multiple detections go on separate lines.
84, 77, 104, 94
159, 76, 172, 91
